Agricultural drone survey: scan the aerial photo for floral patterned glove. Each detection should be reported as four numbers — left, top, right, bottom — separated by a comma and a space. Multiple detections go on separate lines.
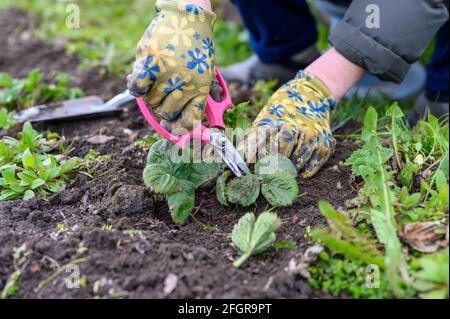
239, 71, 337, 178
127, 0, 217, 130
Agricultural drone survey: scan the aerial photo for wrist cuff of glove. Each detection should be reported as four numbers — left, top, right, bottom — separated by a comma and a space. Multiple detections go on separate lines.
156, 0, 217, 26
295, 70, 338, 111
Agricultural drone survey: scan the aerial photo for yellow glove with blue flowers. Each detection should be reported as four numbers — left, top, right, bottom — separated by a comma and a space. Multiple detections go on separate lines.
127, 0, 217, 130
239, 71, 337, 178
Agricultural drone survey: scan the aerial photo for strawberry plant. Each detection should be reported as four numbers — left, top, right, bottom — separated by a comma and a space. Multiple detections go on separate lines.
217, 154, 299, 208
231, 211, 282, 268
143, 139, 222, 225
0, 122, 80, 201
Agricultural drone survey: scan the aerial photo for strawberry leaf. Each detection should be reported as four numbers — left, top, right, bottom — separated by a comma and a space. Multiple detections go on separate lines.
261, 172, 299, 207
226, 174, 261, 207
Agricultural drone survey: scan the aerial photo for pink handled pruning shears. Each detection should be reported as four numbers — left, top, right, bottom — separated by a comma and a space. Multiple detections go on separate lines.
136, 69, 250, 177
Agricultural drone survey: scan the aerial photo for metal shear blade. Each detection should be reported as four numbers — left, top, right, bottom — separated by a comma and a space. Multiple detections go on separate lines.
210, 131, 251, 177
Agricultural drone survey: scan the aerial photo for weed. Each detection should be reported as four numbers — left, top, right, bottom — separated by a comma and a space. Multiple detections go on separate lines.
0, 108, 16, 129
412, 248, 449, 299
0, 122, 80, 201
83, 149, 112, 174
311, 105, 449, 299
134, 134, 160, 150
0, 70, 84, 111
273, 240, 297, 250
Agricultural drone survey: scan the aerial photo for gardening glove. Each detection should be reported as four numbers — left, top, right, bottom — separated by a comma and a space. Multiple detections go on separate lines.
239, 71, 337, 178
127, 0, 217, 131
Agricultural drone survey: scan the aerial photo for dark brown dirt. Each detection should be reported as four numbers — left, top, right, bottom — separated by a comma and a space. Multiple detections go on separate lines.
0, 7, 125, 98
0, 7, 359, 299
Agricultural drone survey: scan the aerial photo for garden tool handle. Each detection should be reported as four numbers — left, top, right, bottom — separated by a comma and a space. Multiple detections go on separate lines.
205, 69, 234, 130
136, 69, 233, 149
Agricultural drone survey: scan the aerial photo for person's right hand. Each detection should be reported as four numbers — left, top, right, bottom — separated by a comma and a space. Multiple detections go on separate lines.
127, 0, 217, 131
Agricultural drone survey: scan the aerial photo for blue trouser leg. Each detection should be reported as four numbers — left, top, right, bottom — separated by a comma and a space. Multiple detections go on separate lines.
426, 21, 449, 103
230, 0, 318, 63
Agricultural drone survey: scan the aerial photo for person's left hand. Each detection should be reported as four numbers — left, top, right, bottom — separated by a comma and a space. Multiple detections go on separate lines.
238, 71, 337, 178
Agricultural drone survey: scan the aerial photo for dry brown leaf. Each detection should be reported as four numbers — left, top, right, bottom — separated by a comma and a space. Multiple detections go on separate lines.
403, 220, 448, 253
286, 245, 324, 280
87, 135, 115, 144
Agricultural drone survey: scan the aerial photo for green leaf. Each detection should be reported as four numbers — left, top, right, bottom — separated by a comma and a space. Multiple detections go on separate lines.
249, 211, 282, 255
143, 163, 181, 195
30, 178, 45, 190
226, 174, 261, 207
0, 72, 13, 87
47, 180, 65, 193
23, 190, 35, 200
254, 154, 297, 178
167, 191, 195, 225
24, 70, 43, 92
273, 240, 297, 250
401, 193, 422, 208
21, 148, 35, 169
146, 139, 177, 166
18, 171, 36, 185
438, 183, 449, 211
312, 229, 385, 268
236, 117, 252, 131
261, 172, 299, 207
188, 161, 221, 188
400, 163, 420, 187
0, 165, 17, 183
232, 211, 282, 268
413, 248, 449, 299
44, 166, 61, 180
21, 122, 39, 152
435, 169, 447, 191
60, 157, 79, 174
0, 189, 18, 201
9, 181, 27, 193
231, 213, 255, 254
216, 170, 230, 207
317, 201, 384, 261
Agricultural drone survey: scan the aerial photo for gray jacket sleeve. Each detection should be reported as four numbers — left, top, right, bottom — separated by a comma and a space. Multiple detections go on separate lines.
329, 0, 449, 83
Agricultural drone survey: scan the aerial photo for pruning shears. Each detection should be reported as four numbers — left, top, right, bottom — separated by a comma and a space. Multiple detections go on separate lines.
136, 70, 251, 177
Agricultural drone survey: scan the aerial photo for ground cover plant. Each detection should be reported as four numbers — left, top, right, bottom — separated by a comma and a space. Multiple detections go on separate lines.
0, 70, 84, 130
309, 105, 449, 298
0, 122, 80, 201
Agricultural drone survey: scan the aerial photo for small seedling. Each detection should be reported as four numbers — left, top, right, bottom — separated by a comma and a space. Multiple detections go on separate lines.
231, 211, 282, 268
273, 240, 297, 250
1, 243, 31, 299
